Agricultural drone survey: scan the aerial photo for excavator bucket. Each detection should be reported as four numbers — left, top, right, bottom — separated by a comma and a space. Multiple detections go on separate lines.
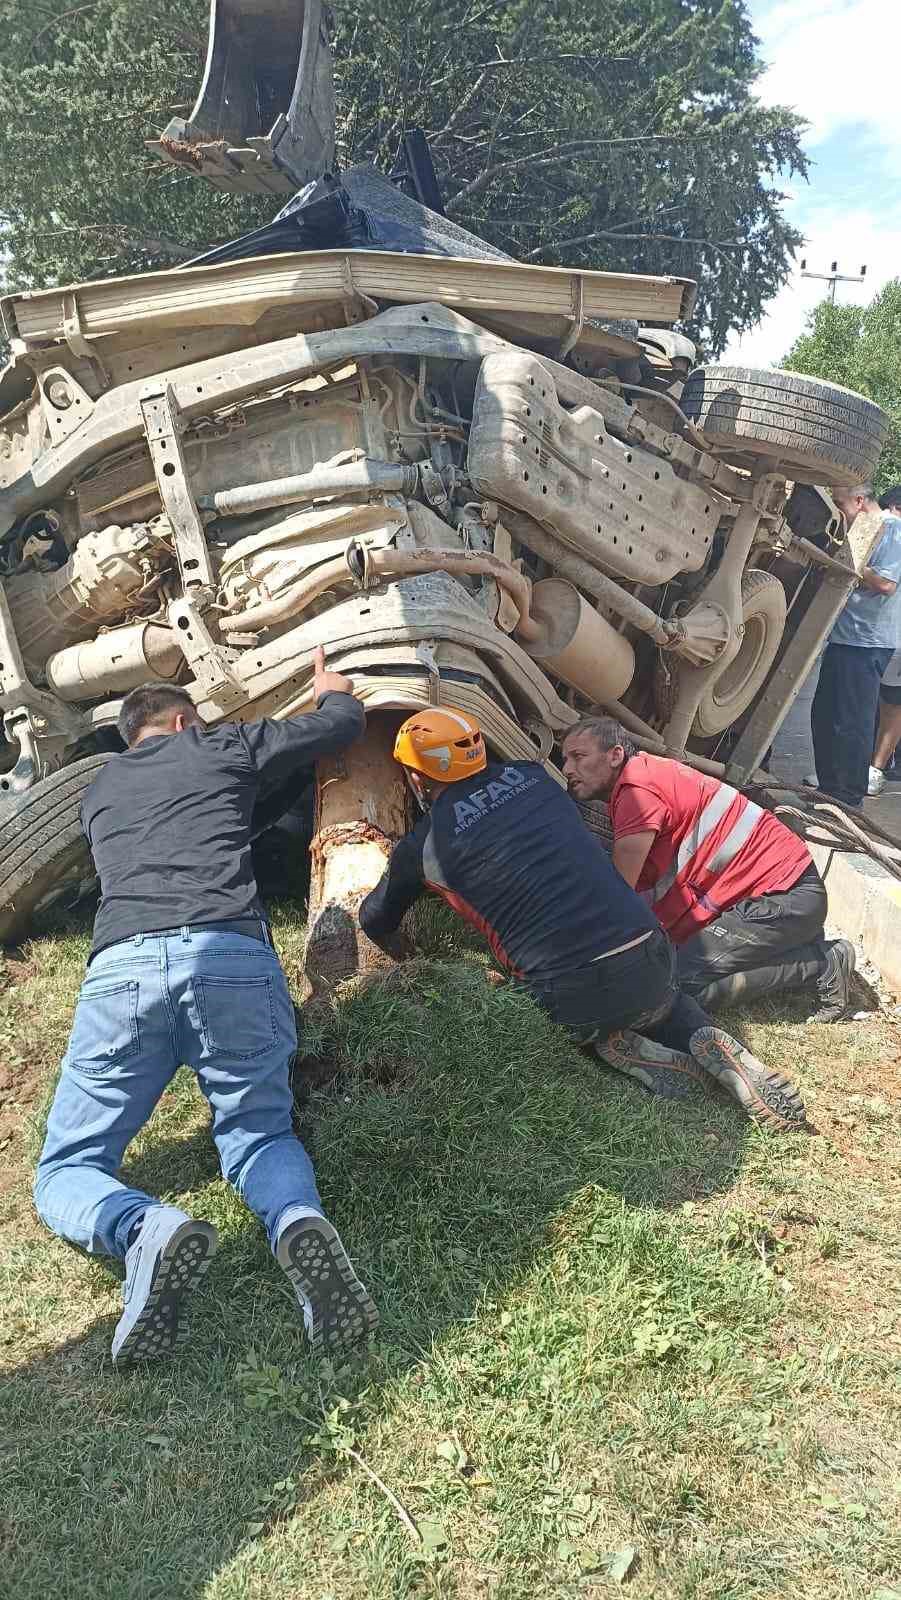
148, 0, 335, 195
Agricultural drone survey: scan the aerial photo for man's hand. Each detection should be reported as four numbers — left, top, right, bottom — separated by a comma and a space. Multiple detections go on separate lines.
859, 566, 898, 596
313, 644, 356, 700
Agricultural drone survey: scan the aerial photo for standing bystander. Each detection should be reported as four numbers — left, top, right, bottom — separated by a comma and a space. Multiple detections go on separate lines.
811, 484, 901, 806
867, 486, 901, 794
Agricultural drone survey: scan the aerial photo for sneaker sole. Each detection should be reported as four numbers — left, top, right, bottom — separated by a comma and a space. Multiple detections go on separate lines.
113, 1220, 218, 1365
276, 1217, 378, 1359
597, 1051, 709, 1101
689, 1028, 806, 1132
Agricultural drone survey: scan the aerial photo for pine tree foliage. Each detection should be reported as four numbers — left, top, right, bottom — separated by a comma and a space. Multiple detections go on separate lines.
0, 0, 806, 353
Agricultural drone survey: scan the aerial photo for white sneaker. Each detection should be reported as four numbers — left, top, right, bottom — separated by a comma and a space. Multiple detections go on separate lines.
868, 766, 886, 796
275, 1213, 378, 1357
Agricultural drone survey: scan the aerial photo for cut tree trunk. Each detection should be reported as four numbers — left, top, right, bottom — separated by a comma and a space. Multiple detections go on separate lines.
303, 713, 410, 994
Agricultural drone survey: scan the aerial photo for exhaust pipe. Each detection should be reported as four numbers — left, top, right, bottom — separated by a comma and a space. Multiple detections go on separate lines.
346, 539, 544, 641
45, 623, 183, 701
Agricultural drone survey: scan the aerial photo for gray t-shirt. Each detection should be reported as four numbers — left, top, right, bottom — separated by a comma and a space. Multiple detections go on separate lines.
830, 514, 901, 650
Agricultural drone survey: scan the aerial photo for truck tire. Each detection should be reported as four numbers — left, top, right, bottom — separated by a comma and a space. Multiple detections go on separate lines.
681, 366, 888, 488
694, 571, 786, 737
0, 755, 108, 945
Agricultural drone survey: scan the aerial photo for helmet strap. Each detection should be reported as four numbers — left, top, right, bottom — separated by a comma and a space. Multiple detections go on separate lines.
405, 768, 431, 812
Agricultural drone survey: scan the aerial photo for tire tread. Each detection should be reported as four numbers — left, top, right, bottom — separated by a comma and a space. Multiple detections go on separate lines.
0, 755, 109, 943
681, 365, 889, 486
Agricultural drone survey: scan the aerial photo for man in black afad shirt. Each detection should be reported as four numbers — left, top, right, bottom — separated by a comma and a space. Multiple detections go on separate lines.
360, 708, 805, 1131
34, 650, 378, 1366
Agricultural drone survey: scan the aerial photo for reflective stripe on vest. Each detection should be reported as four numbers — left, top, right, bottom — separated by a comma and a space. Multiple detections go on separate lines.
648, 785, 764, 905
705, 796, 764, 875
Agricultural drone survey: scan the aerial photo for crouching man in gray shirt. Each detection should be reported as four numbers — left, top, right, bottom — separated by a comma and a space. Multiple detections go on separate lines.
34, 648, 377, 1366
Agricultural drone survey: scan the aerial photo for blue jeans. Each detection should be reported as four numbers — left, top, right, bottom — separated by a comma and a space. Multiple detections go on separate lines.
34, 926, 321, 1259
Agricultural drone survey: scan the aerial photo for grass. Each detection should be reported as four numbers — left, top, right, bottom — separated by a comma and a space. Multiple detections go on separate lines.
1, 900, 900, 1600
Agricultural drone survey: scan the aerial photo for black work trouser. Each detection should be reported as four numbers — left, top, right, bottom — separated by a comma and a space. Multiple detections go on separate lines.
812, 642, 892, 806
532, 926, 711, 1056
676, 863, 829, 1011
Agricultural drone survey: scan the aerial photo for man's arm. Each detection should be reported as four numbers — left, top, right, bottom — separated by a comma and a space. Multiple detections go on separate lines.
859, 567, 897, 595
609, 778, 668, 888
612, 830, 656, 889
359, 828, 427, 951
860, 519, 901, 594
241, 648, 365, 786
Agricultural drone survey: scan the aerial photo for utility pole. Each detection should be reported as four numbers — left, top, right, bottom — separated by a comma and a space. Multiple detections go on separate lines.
800, 259, 867, 305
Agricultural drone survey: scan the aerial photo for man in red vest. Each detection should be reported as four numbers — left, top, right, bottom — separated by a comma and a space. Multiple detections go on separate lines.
562, 717, 854, 1022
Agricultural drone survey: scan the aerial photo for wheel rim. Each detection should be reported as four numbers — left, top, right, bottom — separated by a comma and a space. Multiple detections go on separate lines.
710, 614, 768, 709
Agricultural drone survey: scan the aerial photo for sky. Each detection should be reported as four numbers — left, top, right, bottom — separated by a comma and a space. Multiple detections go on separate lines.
721, 0, 901, 366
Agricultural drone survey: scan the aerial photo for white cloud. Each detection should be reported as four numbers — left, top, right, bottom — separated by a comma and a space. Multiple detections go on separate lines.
723, 207, 901, 367
718, 0, 901, 367
753, 0, 900, 157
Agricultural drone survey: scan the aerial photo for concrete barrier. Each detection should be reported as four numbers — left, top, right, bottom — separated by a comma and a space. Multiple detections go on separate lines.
811, 843, 901, 995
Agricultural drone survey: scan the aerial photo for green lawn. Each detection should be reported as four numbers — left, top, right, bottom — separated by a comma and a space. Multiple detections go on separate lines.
1, 903, 899, 1600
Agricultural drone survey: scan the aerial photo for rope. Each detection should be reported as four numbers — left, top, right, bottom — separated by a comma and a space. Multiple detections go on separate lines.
751, 786, 901, 882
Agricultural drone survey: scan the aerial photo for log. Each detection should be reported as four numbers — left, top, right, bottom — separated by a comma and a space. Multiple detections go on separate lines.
303, 713, 410, 994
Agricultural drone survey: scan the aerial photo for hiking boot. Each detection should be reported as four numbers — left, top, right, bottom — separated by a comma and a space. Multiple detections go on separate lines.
597, 1030, 709, 1100
808, 938, 855, 1024
112, 1206, 218, 1365
689, 1027, 806, 1132
275, 1211, 378, 1359
868, 765, 886, 796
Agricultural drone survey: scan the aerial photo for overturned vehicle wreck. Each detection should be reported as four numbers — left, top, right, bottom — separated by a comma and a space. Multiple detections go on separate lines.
0, 4, 894, 972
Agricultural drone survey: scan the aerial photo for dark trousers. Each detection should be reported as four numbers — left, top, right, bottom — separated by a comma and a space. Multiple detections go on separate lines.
812, 642, 892, 806
532, 926, 711, 1056
676, 863, 829, 1011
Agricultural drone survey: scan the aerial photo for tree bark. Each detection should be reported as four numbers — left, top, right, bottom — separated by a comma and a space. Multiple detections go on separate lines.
303, 713, 410, 995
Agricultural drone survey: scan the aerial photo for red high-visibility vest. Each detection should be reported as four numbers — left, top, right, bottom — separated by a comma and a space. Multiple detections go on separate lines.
610, 753, 808, 941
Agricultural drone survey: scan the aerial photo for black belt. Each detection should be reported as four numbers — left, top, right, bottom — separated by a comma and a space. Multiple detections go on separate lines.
89, 919, 273, 964
134, 919, 272, 945
188, 919, 271, 944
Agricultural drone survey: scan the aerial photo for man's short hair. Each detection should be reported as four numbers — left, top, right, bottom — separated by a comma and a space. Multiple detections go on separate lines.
837, 482, 875, 500
880, 484, 901, 510
117, 683, 197, 747
563, 715, 638, 761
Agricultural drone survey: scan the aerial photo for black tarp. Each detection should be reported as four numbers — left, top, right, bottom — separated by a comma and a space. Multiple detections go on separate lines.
183, 165, 512, 270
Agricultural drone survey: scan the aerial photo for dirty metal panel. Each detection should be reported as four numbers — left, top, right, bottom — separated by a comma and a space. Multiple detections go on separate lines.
0, 408, 37, 497
76, 382, 369, 531
468, 351, 720, 586
192, 574, 575, 733
190, 392, 369, 504
5, 257, 692, 351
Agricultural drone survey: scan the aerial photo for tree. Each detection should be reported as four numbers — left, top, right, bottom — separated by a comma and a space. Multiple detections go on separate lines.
0, 0, 806, 353
782, 280, 901, 492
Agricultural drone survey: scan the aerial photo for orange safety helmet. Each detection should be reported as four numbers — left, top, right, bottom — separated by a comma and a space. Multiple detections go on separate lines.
393, 707, 487, 783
